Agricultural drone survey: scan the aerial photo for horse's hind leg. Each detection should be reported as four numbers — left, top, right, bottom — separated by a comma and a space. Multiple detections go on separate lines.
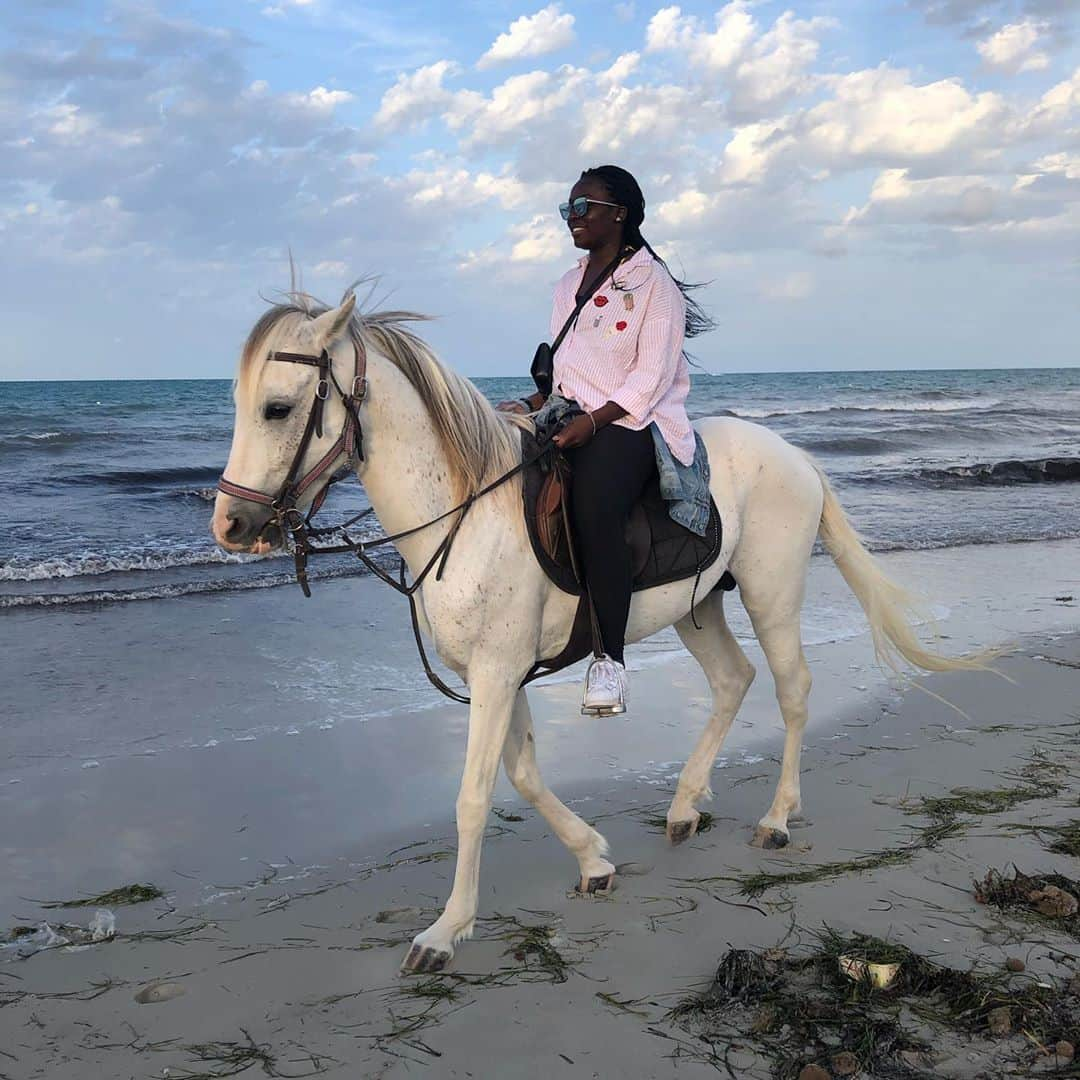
502, 690, 616, 893
667, 590, 756, 845
744, 613, 812, 850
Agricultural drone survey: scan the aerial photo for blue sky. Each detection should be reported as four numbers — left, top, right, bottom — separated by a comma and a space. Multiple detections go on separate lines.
1, 0, 1078, 379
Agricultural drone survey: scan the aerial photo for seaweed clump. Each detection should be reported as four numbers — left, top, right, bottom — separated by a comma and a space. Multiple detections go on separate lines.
974, 866, 1080, 939
667, 931, 1079, 1079
41, 883, 165, 909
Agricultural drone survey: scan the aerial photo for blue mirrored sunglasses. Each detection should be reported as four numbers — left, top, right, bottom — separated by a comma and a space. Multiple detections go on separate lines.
559, 196, 621, 221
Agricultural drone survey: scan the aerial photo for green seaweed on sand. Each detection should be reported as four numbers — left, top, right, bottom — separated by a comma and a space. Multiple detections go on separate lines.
398, 978, 462, 1004
724, 757, 1067, 898
497, 919, 571, 983
667, 931, 1078, 1079
1009, 819, 1080, 859
40, 882, 165, 908
642, 810, 715, 835
148, 1029, 333, 1078
728, 815, 964, 899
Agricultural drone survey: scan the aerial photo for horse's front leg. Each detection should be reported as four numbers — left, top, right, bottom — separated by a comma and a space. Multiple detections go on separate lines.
402, 665, 519, 973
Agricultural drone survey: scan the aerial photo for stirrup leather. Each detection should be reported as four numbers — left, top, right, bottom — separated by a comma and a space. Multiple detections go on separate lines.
581, 655, 626, 717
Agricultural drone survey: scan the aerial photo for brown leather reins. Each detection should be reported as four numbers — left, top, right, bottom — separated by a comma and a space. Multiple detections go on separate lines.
217, 338, 545, 703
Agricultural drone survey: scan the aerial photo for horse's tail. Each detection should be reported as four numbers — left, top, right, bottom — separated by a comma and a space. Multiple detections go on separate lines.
807, 456, 992, 675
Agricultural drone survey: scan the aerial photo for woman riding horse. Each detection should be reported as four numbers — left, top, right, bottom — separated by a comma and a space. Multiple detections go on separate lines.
500, 165, 713, 715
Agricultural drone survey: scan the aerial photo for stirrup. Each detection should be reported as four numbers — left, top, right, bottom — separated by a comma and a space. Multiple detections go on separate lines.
581, 654, 626, 717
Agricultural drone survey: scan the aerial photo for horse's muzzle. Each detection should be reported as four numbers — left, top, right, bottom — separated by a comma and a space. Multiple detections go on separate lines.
211, 499, 283, 555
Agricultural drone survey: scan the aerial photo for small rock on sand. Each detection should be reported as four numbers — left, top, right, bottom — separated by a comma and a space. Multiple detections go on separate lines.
831, 1050, 859, 1076
1005, 957, 1025, 972
798, 1066, 831, 1080
1028, 885, 1078, 919
614, 862, 653, 876
1068, 974, 1080, 996
134, 982, 185, 1005
1055, 1041, 1075, 1063
987, 1005, 1012, 1036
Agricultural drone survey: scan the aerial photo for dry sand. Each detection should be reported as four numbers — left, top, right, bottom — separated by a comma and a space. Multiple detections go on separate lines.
4, 628, 1080, 1078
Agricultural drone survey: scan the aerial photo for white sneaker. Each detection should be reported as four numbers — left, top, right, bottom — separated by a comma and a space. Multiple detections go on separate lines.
582, 656, 628, 716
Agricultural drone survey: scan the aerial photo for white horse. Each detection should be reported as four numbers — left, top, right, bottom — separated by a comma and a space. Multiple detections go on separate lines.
212, 291, 978, 973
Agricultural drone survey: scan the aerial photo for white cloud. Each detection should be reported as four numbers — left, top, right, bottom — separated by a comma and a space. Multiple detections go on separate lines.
977, 20, 1050, 74
402, 166, 538, 211
261, 0, 316, 17
447, 67, 589, 146
286, 86, 354, 112
645, 2, 833, 119
375, 60, 460, 130
803, 65, 1007, 164
459, 213, 566, 272
579, 80, 698, 153
655, 189, 715, 228
477, 5, 576, 70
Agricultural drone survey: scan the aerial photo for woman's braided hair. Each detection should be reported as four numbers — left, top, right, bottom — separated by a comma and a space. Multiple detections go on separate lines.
581, 164, 715, 339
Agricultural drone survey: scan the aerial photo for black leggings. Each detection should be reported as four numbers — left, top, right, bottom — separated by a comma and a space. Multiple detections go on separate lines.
567, 424, 656, 665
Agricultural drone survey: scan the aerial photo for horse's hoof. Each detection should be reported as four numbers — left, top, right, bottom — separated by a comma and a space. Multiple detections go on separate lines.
667, 817, 698, 846
400, 942, 452, 974
578, 871, 616, 895
750, 825, 789, 850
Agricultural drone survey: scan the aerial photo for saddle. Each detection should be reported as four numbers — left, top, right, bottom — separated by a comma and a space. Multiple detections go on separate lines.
520, 429, 735, 684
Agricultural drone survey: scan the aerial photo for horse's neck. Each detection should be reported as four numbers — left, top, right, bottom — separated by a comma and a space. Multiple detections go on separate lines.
357, 357, 461, 577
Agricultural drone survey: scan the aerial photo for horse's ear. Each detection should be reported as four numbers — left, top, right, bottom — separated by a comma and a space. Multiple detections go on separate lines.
310, 293, 357, 349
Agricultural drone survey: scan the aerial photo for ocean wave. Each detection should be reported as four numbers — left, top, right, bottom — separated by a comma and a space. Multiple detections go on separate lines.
63, 465, 222, 488
0, 560, 374, 608
914, 457, 1080, 487
732, 397, 1003, 419
0, 546, 276, 582
0, 431, 94, 446
796, 435, 897, 454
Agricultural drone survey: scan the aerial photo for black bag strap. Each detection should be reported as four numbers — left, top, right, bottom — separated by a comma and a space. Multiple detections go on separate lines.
550, 249, 628, 356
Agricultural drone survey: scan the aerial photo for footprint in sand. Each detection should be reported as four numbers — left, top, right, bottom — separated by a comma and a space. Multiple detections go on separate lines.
615, 862, 654, 877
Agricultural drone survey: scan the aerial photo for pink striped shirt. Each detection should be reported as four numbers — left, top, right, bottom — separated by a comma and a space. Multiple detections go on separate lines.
550, 246, 695, 465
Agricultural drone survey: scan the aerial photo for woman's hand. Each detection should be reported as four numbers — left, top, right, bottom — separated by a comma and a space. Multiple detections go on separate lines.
552, 413, 596, 450
496, 400, 528, 414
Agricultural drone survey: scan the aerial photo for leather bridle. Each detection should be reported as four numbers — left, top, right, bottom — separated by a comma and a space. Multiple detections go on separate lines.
217, 333, 546, 704
218, 338, 368, 596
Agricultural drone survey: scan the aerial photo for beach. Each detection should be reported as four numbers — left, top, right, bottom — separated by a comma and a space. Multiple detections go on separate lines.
3, 367, 1080, 1076
3, 537, 1080, 1078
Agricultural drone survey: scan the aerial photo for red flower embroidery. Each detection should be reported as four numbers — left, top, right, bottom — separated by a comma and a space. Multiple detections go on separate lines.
593, 295, 608, 307
615, 320, 627, 331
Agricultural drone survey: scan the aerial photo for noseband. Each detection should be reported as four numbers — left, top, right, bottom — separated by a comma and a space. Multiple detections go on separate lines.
218, 338, 368, 596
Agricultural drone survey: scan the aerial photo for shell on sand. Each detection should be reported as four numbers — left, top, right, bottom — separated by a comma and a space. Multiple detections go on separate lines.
838, 955, 901, 990
134, 981, 186, 1005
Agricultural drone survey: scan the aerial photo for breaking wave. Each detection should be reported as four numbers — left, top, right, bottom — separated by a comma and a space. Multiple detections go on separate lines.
915, 457, 1080, 487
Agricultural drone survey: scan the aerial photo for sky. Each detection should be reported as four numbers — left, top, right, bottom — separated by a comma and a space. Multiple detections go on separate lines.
1, 0, 1078, 380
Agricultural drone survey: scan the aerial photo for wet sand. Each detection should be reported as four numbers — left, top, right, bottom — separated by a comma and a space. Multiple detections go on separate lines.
2, 540, 1079, 1077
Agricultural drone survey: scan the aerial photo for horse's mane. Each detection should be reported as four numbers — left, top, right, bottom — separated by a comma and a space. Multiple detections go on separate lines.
239, 286, 526, 502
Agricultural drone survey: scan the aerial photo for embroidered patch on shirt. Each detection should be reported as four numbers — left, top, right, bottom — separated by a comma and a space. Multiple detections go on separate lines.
615, 320, 627, 331
623, 294, 634, 311
593, 295, 608, 307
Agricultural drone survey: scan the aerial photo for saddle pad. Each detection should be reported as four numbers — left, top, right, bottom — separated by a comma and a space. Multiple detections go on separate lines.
521, 429, 726, 597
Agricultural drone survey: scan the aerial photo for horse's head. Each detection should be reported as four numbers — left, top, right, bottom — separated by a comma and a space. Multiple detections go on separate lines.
212, 293, 360, 554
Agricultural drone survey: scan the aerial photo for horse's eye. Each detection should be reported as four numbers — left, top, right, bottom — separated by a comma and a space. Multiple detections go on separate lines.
264, 403, 292, 421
